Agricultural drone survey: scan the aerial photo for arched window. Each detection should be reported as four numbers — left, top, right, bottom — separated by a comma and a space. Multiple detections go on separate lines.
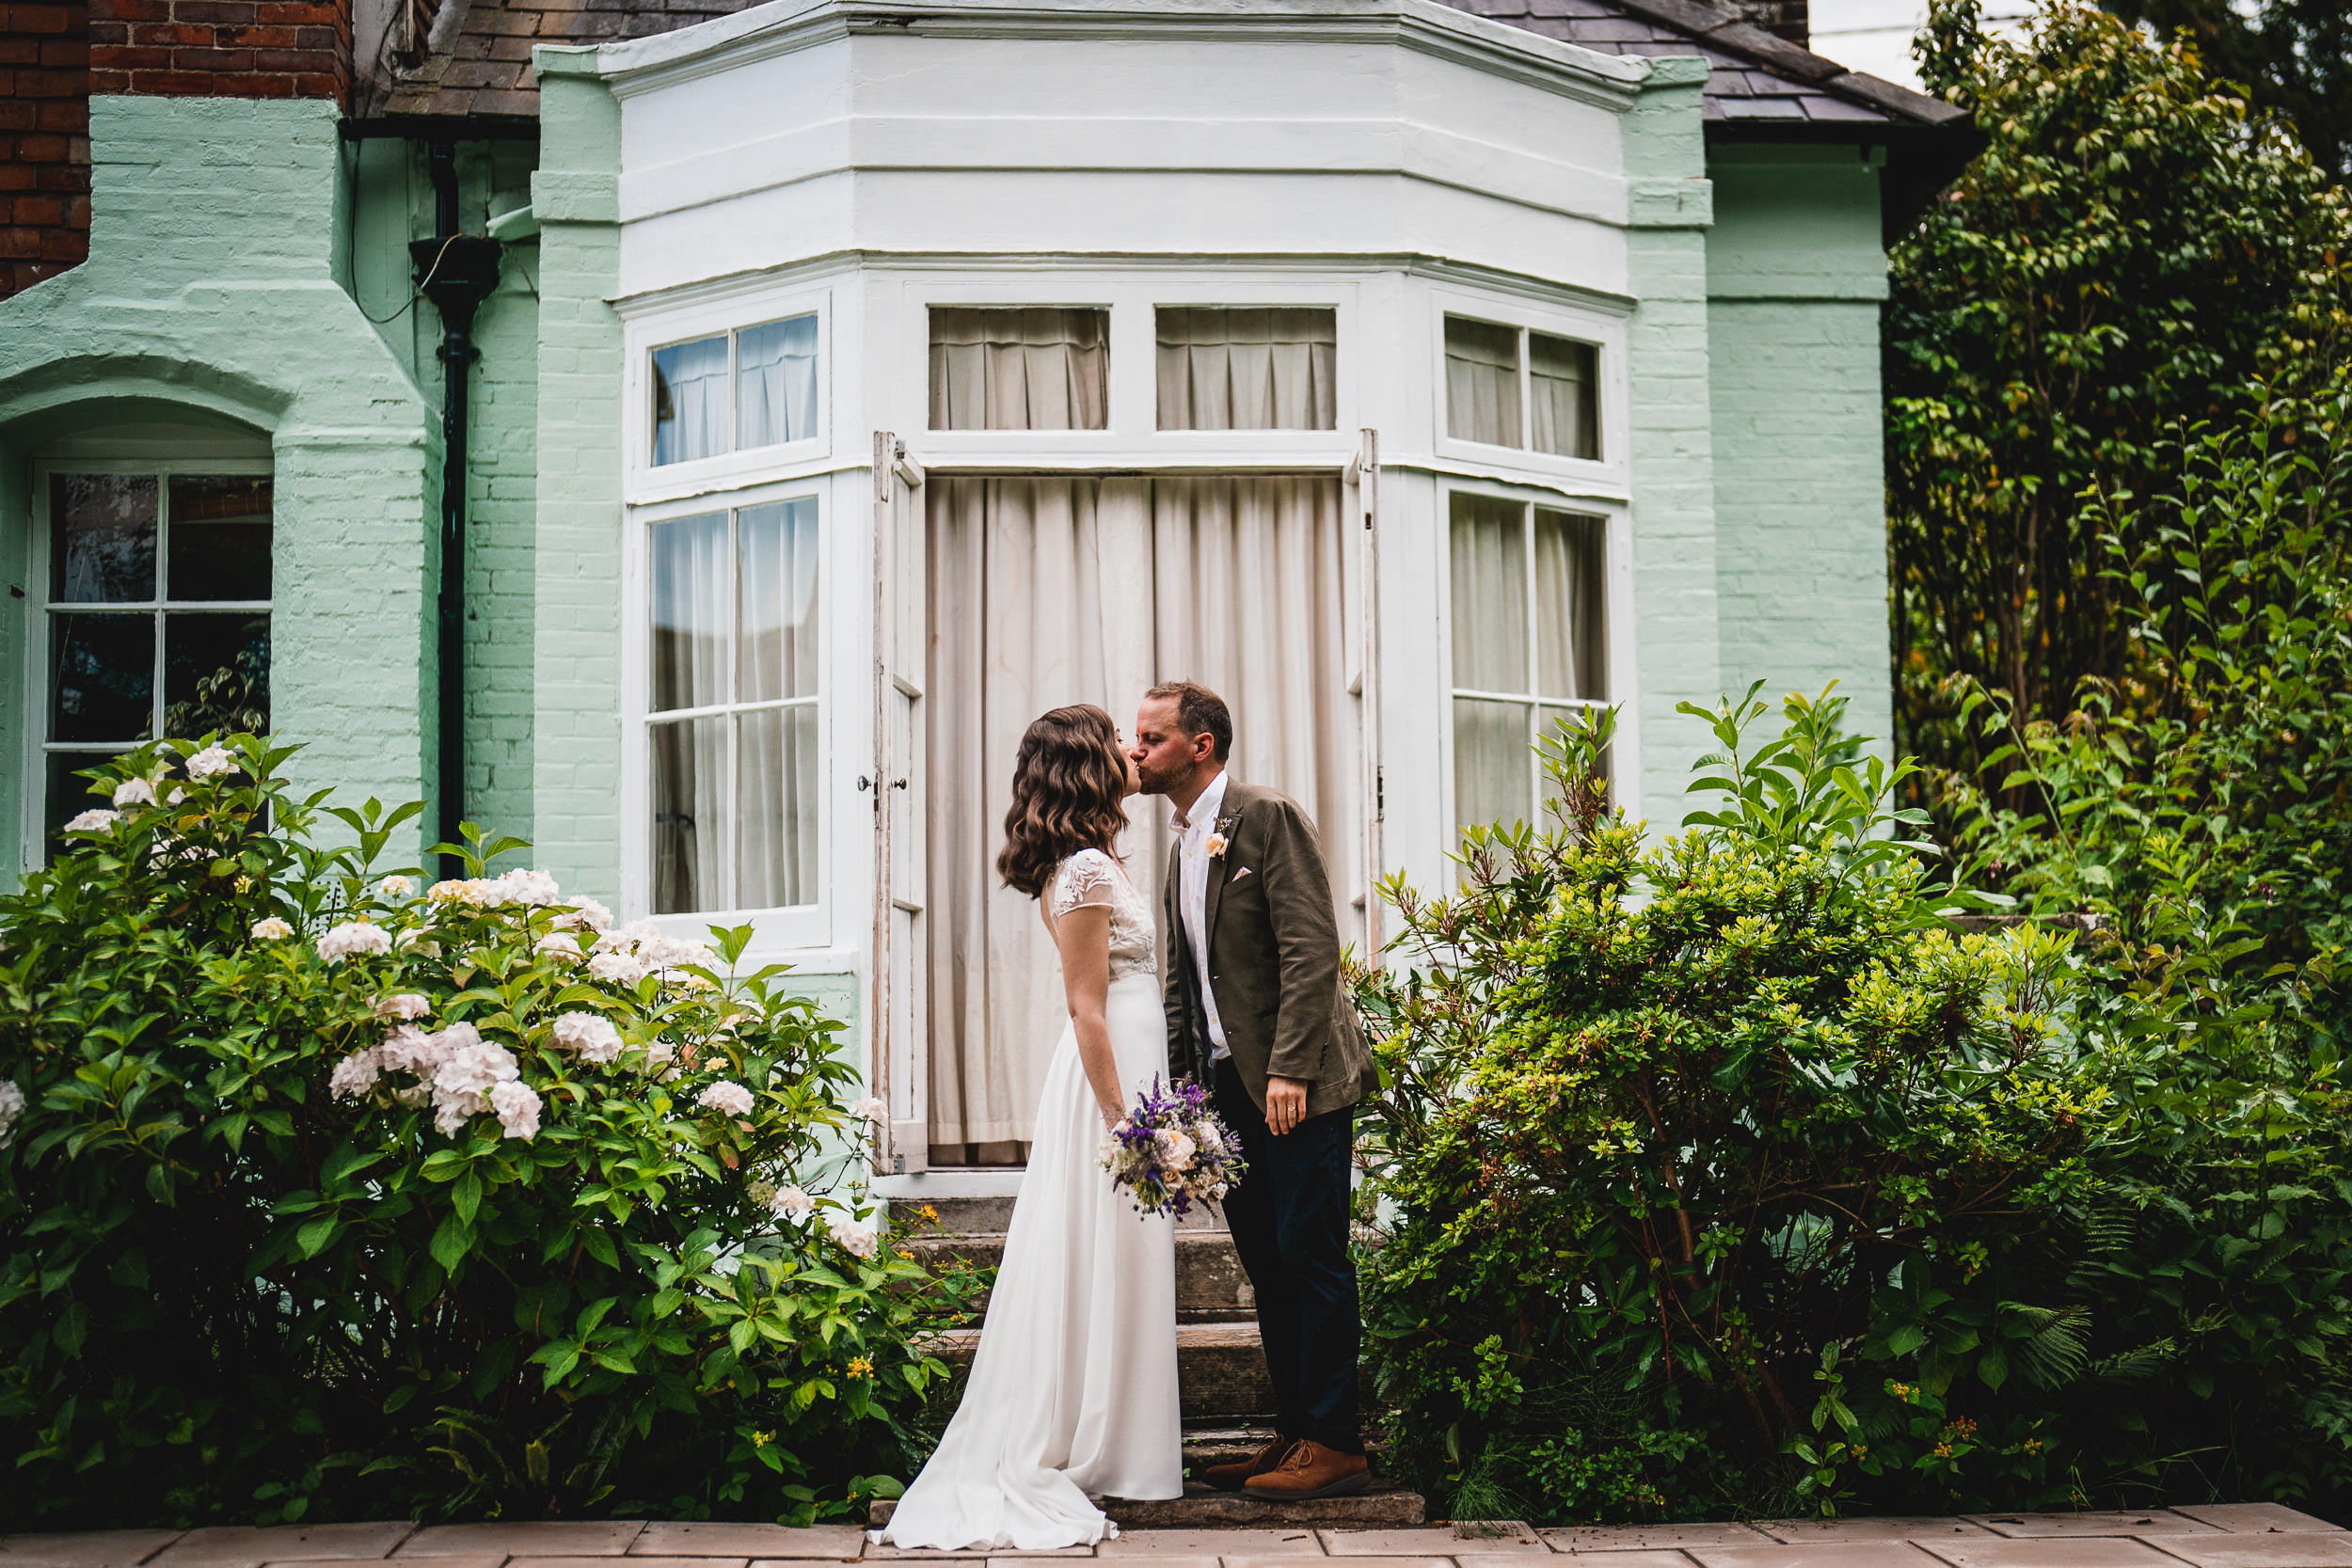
31, 444, 272, 852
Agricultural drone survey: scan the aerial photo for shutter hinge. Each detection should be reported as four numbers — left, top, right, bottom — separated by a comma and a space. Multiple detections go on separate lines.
1375, 766, 1385, 818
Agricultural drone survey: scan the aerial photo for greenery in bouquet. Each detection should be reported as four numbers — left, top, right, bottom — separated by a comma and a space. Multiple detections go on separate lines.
0, 737, 980, 1528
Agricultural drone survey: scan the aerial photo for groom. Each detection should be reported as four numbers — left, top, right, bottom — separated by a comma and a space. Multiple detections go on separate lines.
1132, 680, 1381, 1500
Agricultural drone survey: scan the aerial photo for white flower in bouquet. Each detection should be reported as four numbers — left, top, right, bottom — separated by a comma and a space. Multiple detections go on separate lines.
1156, 1129, 1197, 1170
185, 744, 236, 779
374, 992, 431, 1022
771, 1184, 817, 1222
489, 1080, 543, 1140
698, 1080, 755, 1117
829, 1214, 882, 1259
551, 1010, 625, 1064
316, 921, 391, 963
249, 915, 294, 941
112, 777, 156, 809
0, 1079, 25, 1148
848, 1097, 886, 1123
64, 809, 120, 833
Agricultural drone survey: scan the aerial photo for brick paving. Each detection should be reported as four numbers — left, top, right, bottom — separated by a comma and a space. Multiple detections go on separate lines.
3, 1510, 2350, 1568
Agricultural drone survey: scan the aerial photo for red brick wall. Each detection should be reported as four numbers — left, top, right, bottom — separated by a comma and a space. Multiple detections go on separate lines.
88, 0, 350, 104
0, 0, 92, 298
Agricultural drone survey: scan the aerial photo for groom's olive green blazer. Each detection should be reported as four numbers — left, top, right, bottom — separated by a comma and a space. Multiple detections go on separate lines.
1161, 777, 1378, 1121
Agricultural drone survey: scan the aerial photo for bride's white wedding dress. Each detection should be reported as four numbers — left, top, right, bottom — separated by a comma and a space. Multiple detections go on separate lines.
879, 847, 1184, 1550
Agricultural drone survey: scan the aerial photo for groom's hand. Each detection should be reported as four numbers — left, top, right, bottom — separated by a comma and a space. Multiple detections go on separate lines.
1264, 1075, 1310, 1135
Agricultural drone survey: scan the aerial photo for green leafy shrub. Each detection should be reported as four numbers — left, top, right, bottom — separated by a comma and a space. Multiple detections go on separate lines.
0, 737, 974, 1528
1354, 693, 2124, 1522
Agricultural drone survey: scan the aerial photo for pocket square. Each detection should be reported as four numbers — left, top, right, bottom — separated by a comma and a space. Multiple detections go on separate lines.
1230, 867, 1253, 881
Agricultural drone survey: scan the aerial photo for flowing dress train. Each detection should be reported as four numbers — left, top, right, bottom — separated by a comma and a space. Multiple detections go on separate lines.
879, 848, 1184, 1550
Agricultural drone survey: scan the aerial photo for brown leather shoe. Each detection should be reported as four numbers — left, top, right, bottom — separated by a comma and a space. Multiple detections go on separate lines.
1200, 1433, 1296, 1492
1241, 1438, 1371, 1499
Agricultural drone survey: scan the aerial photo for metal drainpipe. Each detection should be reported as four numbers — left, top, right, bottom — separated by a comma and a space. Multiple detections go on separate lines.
410, 140, 503, 878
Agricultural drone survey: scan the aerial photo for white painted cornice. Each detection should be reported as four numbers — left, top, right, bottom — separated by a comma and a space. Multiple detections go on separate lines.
589, 0, 1652, 110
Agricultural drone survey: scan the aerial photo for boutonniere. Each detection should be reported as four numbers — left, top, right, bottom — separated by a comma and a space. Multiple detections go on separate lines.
1204, 832, 1229, 861
1206, 812, 1239, 861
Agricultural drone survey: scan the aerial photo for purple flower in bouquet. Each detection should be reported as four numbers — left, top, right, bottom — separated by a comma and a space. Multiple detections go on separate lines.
1101, 1075, 1247, 1220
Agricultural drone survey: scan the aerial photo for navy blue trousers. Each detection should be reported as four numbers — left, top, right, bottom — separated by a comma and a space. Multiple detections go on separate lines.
1213, 1057, 1363, 1454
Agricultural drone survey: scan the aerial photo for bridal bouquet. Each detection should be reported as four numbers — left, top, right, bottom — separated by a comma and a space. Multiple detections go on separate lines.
1102, 1076, 1246, 1220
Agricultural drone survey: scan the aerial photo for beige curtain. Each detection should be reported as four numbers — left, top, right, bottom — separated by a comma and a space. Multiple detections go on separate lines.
1531, 334, 1598, 461
925, 473, 1352, 1152
930, 309, 1110, 431
1445, 316, 1520, 449
1157, 308, 1337, 431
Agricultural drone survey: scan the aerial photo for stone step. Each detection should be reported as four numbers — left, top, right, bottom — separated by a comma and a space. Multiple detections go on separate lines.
922, 1322, 1277, 1420
867, 1479, 1425, 1530
897, 1194, 1230, 1234
913, 1229, 1255, 1322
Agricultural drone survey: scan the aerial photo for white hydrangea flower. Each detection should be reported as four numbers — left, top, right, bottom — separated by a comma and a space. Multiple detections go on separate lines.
697, 1080, 755, 1117
394, 928, 440, 956
328, 1048, 383, 1101
828, 1215, 882, 1260
555, 896, 613, 934
249, 915, 294, 941
771, 1184, 817, 1222
534, 931, 582, 961
63, 809, 120, 833
427, 878, 485, 907
489, 1080, 542, 1140
596, 920, 661, 955
746, 1179, 778, 1209
0, 1079, 25, 1148
374, 992, 431, 1022
112, 777, 156, 808
550, 1011, 625, 1064
185, 745, 236, 779
379, 875, 414, 899
492, 867, 561, 907
588, 951, 648, 986
316, 921, 391, 963
847, 1097, 886, 1123
378, 1022, 439, 1075
429, 1026, 518, 1135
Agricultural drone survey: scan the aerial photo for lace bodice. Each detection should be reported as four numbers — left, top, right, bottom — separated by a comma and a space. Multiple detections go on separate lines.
1049, 848, 1158, 983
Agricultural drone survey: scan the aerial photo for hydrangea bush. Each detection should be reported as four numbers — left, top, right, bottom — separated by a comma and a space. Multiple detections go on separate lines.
0, 737, 975, 1528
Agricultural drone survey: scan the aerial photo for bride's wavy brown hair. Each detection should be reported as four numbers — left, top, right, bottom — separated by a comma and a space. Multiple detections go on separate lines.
997, 704, 1130, 898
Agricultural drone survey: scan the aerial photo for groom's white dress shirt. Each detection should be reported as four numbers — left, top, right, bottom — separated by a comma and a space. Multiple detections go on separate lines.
1174, 768, 1232, 1064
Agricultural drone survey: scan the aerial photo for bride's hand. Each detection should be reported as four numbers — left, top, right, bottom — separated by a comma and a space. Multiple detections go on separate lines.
1100, 1101, 1125, 1133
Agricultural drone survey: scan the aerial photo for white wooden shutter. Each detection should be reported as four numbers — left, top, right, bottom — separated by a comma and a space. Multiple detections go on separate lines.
868, 433, 928, 1173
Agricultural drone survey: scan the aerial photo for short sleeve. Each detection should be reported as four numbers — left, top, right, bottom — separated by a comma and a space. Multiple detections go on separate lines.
1050, 848, 1121, 919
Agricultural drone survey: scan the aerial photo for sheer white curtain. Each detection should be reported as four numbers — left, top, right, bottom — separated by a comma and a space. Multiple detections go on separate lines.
1530, 334, 1598, 461
653, 336, 730, 465
930, 309, 1110, 431
737, 315, 820, 450
1445, 316, 1521, 448
650, 513, 728, 911
925, 474, 1350, 1154
1156, 308, 1337, 430
736, 499, 819, 909
1534, 509, 1606, 701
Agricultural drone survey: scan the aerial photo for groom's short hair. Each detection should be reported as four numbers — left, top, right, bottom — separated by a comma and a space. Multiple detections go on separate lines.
1146, 680, 1232, 763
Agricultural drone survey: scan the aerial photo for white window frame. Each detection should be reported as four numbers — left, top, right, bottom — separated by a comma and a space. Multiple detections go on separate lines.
619, 474, 835, 952
1436, 474, 1634, 833
1430, 285, 1625, 485
625, 285, 834, 507
23, 455, 273, 867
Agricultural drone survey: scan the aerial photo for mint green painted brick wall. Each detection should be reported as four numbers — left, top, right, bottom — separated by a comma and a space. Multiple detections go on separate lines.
0, 97, 437, 875
530, 51, 628, 909
1706, 145, 1894, 752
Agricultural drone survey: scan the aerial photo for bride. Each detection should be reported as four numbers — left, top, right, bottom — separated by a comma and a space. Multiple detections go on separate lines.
879, 703, 1184, 1550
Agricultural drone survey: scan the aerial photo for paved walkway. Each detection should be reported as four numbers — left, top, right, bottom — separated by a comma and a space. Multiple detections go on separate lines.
2, 1510, 2348, 1568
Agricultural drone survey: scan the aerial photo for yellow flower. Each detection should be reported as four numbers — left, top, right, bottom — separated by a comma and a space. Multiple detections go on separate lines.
919, 1204, 938, 1223
847, 1356, 873, 1379
895, 1248, 914, 1260
751, 1430, 774, 1448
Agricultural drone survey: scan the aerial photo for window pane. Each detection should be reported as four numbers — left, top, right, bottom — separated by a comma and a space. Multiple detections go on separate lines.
739, 499, 818, 705
45, 751, 118, 845
738, 705, 818, 910
167, 476, 273, 601
1156, 307, 1337, 431
652, 715, 726, 914
737, 315, 819, 450
929, 307, 1109, 431
51, 613, 153, 743
1450, 493, 1528, 694
1454, 697, 1531, 832
1444, 316, 1520, 448
165, 612, 270, 737
650, 513, 727, 712
652, 335, 729, 465
1534, 510, 1607, 701
1530, 333, 1599, 460
51, 474, 157, 603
